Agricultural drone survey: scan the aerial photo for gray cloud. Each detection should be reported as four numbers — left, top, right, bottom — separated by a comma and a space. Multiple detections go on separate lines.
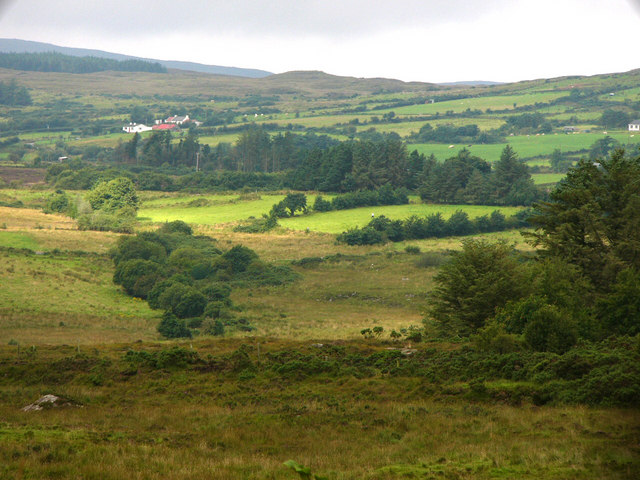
0, 0, 511, 38
629, 0, 640, 14
0, 0, 16, 18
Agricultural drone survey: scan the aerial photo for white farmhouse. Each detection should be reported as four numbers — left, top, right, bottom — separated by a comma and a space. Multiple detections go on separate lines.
629, 120, 640, 132
123, 123, 153, 133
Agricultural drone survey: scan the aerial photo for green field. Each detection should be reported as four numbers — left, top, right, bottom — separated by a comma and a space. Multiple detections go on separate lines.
532, 173, 566, 185
138, 194, 287, 225
412, 131, 640, 162
371, 92, 567, 116
0, 231, 39, 249
279, 204, 522, 234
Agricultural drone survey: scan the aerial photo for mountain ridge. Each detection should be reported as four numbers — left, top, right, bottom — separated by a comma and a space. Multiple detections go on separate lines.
0, 38, 273, 79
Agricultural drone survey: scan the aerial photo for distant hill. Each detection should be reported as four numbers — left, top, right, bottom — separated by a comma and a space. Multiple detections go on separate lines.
262, 70, 439, 94
440, 81, 504, 86
0, 38, 272, 78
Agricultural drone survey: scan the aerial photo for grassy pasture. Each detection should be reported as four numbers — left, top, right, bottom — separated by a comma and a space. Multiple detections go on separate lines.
138, 194, 287, 225
371, 92, 567, 116
0, 206, 75, 230
532, 173, 566, 185
0, 231, 39, 249
357, 117, 506, 138
412, 131, 640, 162
197, 132, 244, 147
279, 204, 522, 234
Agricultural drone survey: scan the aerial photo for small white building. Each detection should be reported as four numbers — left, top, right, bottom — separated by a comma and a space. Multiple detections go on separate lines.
628, 120, 640, 132
166, 115, 190, 125
123, 123, 153, 133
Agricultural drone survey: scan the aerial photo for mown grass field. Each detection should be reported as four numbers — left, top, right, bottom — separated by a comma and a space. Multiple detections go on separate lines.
412, 131, 640, 162
279, 204, 522, 234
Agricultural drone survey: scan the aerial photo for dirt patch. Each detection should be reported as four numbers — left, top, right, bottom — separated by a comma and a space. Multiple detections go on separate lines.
0, 166, 46, 185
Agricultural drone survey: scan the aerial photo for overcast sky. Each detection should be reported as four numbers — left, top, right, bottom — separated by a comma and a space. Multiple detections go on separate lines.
0, 0, 639, 83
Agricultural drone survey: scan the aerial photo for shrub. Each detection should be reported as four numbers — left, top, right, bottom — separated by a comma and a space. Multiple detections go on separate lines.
168, 247, 207, 271
233, 214, 277, 233
113, 259, 165, 298
157, 283, 206, 318
202, 318, 225, 336
87, 177, 139, 212
157, 312, 192, 339
336, 227, 384, 245
473, 322, 521, 353
313, 195, 333, 212
44, 190, 70, 214
77, 209, 136, 233
223, 245, 258, 273
445, 210, 474, 236
523, 304, 578, 354
158, 220, 192, 235
111, 236, 167, 266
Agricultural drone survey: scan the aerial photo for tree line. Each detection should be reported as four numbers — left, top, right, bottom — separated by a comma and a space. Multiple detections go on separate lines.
46, 131, 543, 207
0, 52, 166, 74
337, 209, 528, 245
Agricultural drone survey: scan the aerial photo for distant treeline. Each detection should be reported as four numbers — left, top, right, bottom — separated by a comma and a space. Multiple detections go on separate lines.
0, 52, 166, 74
45, 131, 543, 206
0, 79, 31, 106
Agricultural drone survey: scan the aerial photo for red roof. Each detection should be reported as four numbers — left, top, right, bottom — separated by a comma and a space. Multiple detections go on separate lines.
152, 124, 177, 130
